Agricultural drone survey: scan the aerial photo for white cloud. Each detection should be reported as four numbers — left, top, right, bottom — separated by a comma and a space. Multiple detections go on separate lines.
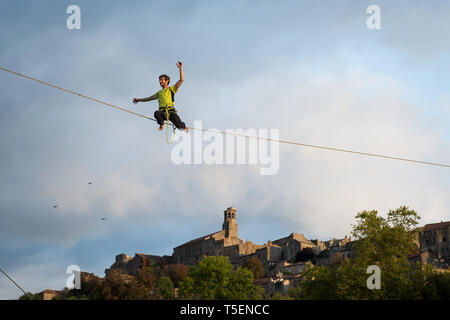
257, 69, 449, 238
382, 1, 450, 62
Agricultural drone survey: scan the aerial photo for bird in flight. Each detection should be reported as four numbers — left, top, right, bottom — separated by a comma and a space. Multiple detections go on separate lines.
101, 218, 107, 221
52, 205, 58, 208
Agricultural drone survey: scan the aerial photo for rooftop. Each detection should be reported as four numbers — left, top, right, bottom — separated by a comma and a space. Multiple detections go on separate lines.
423, 221, 450, 232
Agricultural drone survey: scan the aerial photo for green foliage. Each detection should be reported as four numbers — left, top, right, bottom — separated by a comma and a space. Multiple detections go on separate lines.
190, 256, 233, 299
156, 276, 174, 299
420, 266, 450, 300
178, 276, 195, 299
178, 256, 260, 300
228, 266, 259, 299
76, 267, 157, 300
50, 288, 88, 300
99, 269, 140, 300
290, 264, 340, 300
52, 293, 89, 300
289, 206, 450, 300
348, 206, 422, 299
351, 206, 420, 264
267, 292, 294, 300
60, 265, 183, 300
18, 292, 41, 300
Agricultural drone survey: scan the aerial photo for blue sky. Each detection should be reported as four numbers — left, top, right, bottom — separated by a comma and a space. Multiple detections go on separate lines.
1, 0, 449, 299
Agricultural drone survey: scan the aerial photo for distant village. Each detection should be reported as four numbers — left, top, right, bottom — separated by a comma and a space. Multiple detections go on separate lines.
37, 206, 450, 300
103, 207, 449, 296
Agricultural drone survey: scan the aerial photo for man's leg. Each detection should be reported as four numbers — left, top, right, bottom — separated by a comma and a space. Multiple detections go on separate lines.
154, 110, 166, 130
169, 112, 188, 132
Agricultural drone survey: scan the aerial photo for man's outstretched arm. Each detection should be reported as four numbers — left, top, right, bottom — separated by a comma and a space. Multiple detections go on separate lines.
133, 94, 157, 104
174, 61, 184, 90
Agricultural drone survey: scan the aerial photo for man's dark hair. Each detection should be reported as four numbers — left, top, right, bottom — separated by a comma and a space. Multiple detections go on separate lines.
159, 74, 170, 84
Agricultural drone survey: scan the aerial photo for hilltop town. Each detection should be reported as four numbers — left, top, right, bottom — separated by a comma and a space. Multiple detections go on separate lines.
102, 207, 449, 296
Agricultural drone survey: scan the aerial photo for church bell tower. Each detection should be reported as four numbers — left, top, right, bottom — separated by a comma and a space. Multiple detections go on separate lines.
222, 207, 238, 238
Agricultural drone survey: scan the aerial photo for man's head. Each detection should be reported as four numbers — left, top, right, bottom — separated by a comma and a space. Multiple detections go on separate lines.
159, 74, 170, 88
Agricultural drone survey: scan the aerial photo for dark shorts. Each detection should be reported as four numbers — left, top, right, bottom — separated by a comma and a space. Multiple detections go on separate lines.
154, 108, 186, 129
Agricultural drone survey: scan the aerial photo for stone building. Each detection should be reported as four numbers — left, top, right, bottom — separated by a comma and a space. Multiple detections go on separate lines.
283, 261, 309, 275
172, 207, 264, 266
418, 221, 450, 268
239, 241, 283, 275
106, 206, 355, 277
310, 239, 327, 255
272, 233, 316, 262
38, 289, 63, 300
171, 207, 349, 276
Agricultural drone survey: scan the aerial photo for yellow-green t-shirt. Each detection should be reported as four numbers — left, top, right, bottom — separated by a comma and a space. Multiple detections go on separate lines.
154, 85, 178, 108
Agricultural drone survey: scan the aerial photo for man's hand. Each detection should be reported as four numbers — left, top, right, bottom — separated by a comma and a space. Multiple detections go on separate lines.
176, 61, 183, 69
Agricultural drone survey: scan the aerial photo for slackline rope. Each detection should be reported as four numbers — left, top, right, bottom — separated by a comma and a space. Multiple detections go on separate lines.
0, 268, 29, 297
1, 66, 449, 169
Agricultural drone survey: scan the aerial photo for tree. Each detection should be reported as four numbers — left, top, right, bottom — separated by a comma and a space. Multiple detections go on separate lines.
178, 256, 259, 300
345, 206, 422, 299
136, 267, 156, 290
422, 270, 450, 299
178, 275, 195, 299
102, 269, 139, 300
156, 276, 174, 300
244, 256, 265, 279
18, 292, 41, 300
295, 247, 316, 263
228, 266, 261, 300
83, 269, 152, 300
289, 264, 340, 300
51, 287, 89, 300
162, 263, 189, 287
290, 206, 450, 300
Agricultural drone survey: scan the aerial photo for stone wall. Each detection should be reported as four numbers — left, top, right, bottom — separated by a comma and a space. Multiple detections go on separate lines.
172, 207, 244, 265
419, 222, 450, 268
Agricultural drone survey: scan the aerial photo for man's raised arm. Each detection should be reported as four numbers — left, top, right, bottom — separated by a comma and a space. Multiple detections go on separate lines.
174, 61, 184, 90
